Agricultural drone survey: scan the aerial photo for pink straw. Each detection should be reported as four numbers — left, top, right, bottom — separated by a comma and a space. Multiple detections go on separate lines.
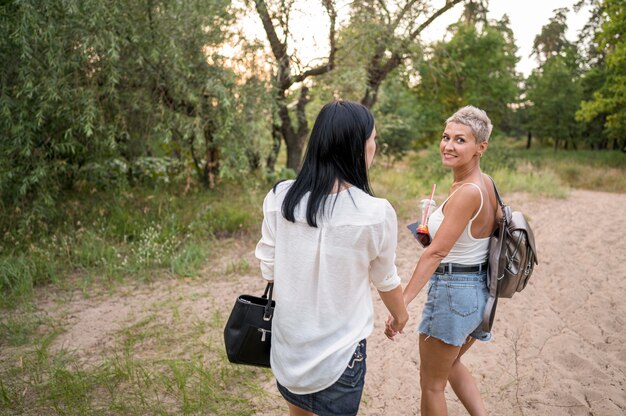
421, 183, 437, 224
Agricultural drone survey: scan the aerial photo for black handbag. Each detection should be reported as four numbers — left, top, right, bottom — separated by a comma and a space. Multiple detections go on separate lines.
223, 282, 275, 368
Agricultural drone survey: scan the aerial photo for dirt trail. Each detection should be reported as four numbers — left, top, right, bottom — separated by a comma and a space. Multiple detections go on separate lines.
20, 189, 626, 415
358, 190, 626, 416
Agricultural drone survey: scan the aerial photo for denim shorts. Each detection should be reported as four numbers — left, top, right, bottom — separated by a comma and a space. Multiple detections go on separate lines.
276, 339, 367, 416
418, 271, 492, 346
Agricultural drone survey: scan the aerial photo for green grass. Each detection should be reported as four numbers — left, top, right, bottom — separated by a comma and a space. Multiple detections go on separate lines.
0, 179, 268, 308
3, 144, 623, 307
0, 336, 264, 416
521, 152, 624, 193
0, 312, 55, 347
0, 144, 623, 415
375, 143, 625, 210
521, 148, 626, 192
0, 290, 271, 415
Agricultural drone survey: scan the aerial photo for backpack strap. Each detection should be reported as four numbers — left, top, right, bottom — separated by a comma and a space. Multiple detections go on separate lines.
482, 175, 508, 332
486, 175, 512, 225
486, 175, 506, 211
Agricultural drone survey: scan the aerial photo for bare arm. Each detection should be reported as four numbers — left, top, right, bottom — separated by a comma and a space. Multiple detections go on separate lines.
403, 185, 482, 306
379, 285, 409, 340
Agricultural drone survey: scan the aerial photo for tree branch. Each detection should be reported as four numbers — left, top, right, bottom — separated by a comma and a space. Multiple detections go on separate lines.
384, 0, 464, 82
392, 0, 421, 32
292, 0, 337, 83
361, 0, 463, 108
409, 0, 463, 40
296, 85, 310, 137
254, 0, 291, 88
377, 0, 392, 25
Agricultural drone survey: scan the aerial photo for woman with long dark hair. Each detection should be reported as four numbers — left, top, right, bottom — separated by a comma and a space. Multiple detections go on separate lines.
255, 100, 408, 416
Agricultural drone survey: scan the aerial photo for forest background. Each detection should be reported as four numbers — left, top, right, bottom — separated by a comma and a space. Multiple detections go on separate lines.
1, 0, 625, 414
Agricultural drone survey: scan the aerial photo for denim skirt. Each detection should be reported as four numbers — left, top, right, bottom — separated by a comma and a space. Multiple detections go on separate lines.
418, 271, 492, 346
276, 339, 367, 416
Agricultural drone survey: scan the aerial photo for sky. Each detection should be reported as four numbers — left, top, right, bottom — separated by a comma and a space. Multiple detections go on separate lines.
238, 0, 592, 77
420, 0, 592, 76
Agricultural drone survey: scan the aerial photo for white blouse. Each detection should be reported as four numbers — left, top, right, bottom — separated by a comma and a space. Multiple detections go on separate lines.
255, 180, 401, 394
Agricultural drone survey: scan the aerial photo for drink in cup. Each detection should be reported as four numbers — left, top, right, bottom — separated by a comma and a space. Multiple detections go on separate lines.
416, 184, 437, 247
416, 199, 436, 247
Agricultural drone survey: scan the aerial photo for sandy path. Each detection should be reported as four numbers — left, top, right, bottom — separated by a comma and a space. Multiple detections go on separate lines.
21, 189, 625, 415
255, 190, 626, 415
362, 190, 626, 415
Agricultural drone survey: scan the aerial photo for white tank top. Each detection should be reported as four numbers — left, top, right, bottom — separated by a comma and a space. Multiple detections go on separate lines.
427, 183, 490, 264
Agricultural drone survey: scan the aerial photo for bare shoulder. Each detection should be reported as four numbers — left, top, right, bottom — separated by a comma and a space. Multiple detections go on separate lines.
445, 182, 482, 215
453, 182, 483, 201
479, 173, 498, 204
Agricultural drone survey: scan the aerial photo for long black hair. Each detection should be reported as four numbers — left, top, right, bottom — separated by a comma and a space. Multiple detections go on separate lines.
280, 100, 375, 227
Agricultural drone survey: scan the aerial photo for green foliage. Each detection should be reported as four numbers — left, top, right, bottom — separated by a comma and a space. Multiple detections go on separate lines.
0, 183, 266, 306
531, 7, 575, 65
576, 66, 610, 149
0, 0, 275, 232
576, 0, 626, 149
414, 18, 520, 139
526, 56, 583, 149
375, 72, 426, 164
264, 167, 297, 185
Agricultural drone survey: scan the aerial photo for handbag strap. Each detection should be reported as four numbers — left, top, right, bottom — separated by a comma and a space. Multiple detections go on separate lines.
262, 282, 273, 299
262, 282, 274, 321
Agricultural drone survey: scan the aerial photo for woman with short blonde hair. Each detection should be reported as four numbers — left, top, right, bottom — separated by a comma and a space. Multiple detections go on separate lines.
387, 105, 497, 415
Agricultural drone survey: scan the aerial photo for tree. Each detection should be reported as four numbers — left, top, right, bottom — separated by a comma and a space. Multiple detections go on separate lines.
525, 7, 584, 150
375, 70, 425, 164
526, 57, 583, 149
351, 0, 464, 108
251, 0, 337, 172
575, 0, 626, 150
0, 0, 251, 229
414, 13, 520, 140
531, 8, 574, 65
249, 1, 464, 171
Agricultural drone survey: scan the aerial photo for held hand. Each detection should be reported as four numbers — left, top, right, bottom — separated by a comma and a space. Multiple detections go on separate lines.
384, 314, 408, 341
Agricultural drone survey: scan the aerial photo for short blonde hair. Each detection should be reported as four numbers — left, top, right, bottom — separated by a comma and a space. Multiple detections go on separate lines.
445, 106, 493, 143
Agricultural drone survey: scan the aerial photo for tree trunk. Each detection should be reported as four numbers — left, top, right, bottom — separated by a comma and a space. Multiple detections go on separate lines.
265, 122, 282, 173
361, 86, 379, 109
361, 53, 399, 109
271, 85, 310, 173
359, 0, 463, 109
203, 119, 219, 189
285, 132, 306, 172
278, 99, 303, 172
526, 131, 532, 149
254, 0, 336, 173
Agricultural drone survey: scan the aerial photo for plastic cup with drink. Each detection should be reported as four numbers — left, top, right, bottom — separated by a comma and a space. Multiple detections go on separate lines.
408, 184, 437, 248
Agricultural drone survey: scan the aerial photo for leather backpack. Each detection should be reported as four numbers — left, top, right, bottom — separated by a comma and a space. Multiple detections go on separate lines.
482, 178, 538, 332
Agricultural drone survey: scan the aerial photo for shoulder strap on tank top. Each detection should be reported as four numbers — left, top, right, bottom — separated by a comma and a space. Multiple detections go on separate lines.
441, 182, 484, 221
467, 183, 484, 222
